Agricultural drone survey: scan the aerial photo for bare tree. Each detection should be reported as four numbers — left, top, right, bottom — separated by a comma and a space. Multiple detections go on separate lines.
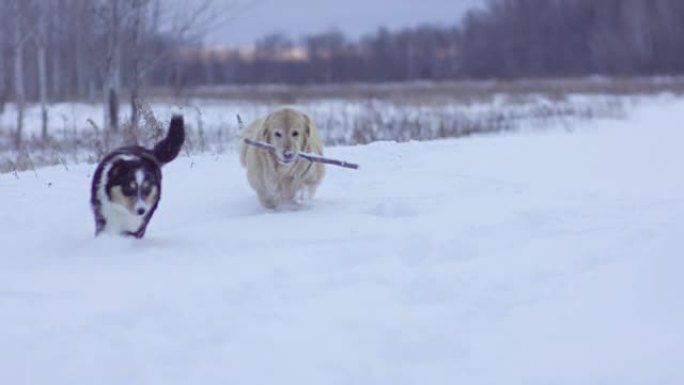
35, 0, 50, 140
11, 0, 29, 148
126, 0, 149, 139
0, 9, 7, 118
75, 0, 100, 101
126, 0, 249, 126
103, 0, 124, 133
49, 0, 66, 100
0, 51, 4, 116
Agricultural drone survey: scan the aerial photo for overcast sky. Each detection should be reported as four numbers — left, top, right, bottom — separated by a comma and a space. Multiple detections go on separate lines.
201, 0, 483, 46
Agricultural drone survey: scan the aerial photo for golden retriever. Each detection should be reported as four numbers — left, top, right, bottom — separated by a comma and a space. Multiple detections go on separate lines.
240, 107, 325, 209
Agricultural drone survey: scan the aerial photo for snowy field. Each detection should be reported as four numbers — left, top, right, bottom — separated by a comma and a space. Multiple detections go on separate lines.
1, 96, 683, 384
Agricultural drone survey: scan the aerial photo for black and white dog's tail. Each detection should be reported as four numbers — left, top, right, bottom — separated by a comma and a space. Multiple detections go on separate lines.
152, 115, 185, 165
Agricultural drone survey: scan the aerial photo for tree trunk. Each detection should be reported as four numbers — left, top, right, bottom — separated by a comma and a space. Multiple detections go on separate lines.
51, 47, 63, 100
0, 45, 6, 116
13, 2, 26, 149
49, 0, 63, 100
14, 46, 25, 149
104, 0, 122, 133
129, 0, 145, 138
37, 7, 49, 140
406, 39, 415, 80
75, 48, 87, 99
38, 45, 48, 140
130, 87, 139, 135
107, 88, 119, 132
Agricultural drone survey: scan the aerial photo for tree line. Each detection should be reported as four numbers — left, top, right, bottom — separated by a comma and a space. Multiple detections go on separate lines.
174, 0, 684, 85
460, 0, 684, 78
169, 26, 460, 86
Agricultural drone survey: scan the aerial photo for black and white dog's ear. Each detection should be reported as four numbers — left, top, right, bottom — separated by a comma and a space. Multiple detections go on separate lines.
109, 164, 122, 178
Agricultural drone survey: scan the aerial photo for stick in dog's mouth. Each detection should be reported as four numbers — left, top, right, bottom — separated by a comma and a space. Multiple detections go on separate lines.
243, 138, 360, 170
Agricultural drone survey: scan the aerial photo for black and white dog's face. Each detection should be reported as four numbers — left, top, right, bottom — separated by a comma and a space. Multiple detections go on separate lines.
106, 160, 159, 217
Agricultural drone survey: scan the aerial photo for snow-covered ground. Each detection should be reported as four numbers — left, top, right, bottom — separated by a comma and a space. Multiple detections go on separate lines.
1, 96, 683, 384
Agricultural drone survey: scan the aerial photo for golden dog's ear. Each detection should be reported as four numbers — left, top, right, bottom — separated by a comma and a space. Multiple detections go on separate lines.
303, 113, 311, 136
303, 113, 322, 154
259, 117, 270, 142
301, 114, 311, 152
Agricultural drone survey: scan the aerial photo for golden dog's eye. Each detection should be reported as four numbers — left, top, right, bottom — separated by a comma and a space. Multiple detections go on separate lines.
275, 131, 282, 138
292, 131, 299, 137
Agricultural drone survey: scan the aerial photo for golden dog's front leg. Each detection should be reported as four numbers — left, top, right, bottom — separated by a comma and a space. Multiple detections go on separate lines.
300, 162, 325, 202
294, 185, 313, 204
279, 176, 299, 204
258, 176, 283, 209
256, 190, 278, 209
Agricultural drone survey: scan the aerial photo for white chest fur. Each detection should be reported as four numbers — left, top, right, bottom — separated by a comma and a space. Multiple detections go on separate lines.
98, 199, 144, 234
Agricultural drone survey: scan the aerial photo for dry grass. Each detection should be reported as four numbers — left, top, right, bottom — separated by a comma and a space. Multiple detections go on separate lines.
1, 77, 673, 173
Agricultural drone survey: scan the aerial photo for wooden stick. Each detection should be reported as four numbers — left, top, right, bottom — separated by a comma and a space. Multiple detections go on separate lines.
243, 138, 359, 170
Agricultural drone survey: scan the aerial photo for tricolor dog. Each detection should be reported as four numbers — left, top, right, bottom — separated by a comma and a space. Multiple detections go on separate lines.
90, 116, 185, 238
